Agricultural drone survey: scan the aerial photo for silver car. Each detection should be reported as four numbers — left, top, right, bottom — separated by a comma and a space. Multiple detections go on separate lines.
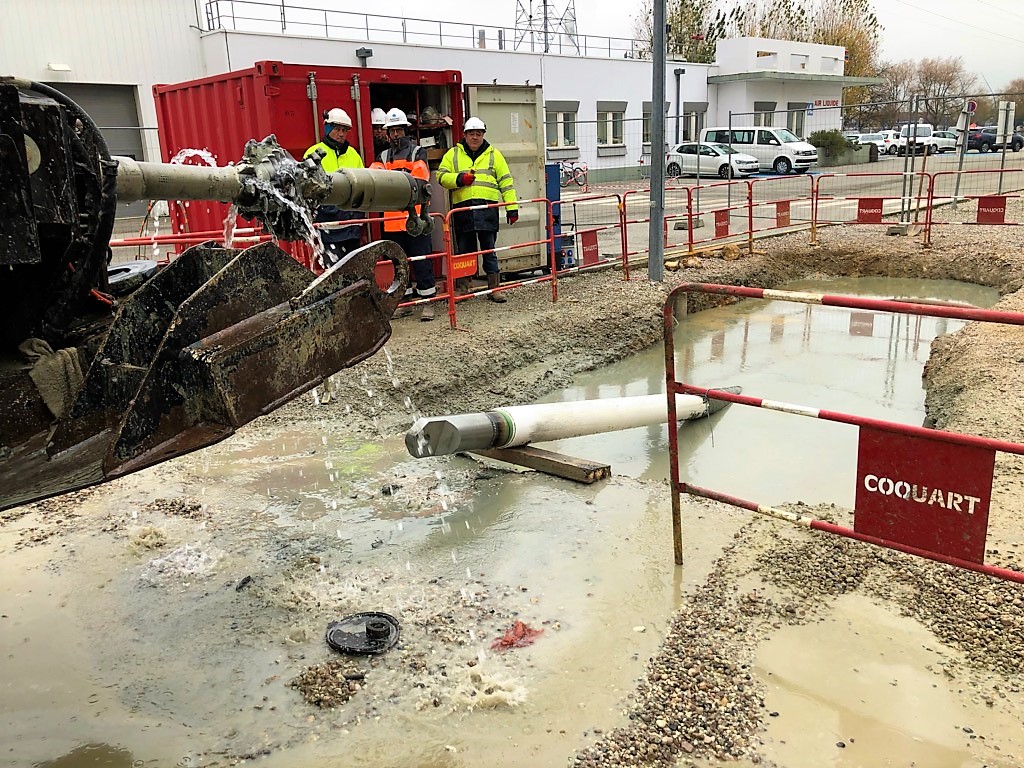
666, 142, 761, 179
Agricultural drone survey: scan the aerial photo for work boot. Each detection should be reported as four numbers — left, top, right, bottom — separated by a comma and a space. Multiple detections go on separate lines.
395, 304, 414, 318
419, 303, 435, 322
487, 273, 507, 303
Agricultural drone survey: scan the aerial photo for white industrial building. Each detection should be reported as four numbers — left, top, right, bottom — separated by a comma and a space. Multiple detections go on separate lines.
2, 1, 876, 182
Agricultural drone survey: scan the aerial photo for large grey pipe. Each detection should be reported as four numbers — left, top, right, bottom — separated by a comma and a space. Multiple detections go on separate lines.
405, 389, 740, 459
113, 157, 426, 211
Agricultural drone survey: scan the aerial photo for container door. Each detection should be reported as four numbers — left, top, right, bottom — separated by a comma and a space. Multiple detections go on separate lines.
464, 84, 546, 274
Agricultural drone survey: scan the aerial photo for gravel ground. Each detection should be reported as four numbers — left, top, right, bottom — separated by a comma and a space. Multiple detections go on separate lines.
8, 200, 1024, 767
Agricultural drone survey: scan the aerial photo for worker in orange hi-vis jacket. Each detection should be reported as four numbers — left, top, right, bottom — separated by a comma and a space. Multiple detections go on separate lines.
370, 108, 436, 322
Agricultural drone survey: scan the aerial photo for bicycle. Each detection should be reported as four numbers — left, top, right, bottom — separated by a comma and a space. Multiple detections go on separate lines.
559, 160, 588, 189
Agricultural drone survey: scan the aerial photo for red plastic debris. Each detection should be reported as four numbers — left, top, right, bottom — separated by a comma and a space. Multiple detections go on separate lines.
490, 620, 544, 651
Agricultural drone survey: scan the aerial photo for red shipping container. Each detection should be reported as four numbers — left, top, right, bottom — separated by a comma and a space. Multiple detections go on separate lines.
153, 60, 465, 274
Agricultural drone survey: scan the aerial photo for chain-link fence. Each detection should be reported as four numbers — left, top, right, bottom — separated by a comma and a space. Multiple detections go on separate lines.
546, 95, 1023, 187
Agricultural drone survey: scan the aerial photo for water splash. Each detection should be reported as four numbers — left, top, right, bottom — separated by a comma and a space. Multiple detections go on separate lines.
223, 204, 239, 248
169, 147, 218, 166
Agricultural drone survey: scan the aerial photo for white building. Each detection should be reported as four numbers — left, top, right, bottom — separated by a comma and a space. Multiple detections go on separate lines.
1, 2, 877, 182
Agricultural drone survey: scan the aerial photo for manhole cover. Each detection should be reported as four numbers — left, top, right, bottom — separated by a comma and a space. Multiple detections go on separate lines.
326, 611, 400, 655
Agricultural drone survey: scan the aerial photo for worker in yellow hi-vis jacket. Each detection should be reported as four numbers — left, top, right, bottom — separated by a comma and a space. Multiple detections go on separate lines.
437, 117, 518, 303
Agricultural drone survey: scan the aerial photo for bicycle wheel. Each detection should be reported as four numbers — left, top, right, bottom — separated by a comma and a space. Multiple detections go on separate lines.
574, 168, 587, 187
560, 168, 571, 188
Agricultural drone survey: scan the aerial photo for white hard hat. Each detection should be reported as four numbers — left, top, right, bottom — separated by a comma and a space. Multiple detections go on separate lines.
384, 108, 410, 129
464, 117, 487, 132
324, 107, 352, 128
370, 107, 387, 126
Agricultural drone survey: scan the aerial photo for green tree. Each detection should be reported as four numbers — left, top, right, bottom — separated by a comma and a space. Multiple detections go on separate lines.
740, 0, 811, 41
632, 0, 746, 62
632, 0, 880, 79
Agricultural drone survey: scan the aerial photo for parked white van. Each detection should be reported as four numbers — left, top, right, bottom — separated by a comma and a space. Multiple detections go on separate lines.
701, 126, 818, 174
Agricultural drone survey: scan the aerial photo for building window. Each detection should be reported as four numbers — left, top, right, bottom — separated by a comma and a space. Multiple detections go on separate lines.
681, 112, 705, 142
598, 111, 624, 145
753, 101, 776, 128
642, 110, 651, 144
786, 102, 807, 138
596, 100, 627, 146
546, 111, 577, 147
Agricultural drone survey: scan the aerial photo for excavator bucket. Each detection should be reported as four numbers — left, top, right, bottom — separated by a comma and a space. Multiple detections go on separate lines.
0, 239, 408, 511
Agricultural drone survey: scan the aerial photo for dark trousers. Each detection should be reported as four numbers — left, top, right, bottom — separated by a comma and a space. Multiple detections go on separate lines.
322, 237, 359, 267
385, 231, 436, 297
455, 229, 499, 275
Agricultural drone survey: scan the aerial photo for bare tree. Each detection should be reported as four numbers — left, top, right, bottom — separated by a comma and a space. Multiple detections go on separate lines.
1002, 78, 1024, 129
915, 57, 979, 127
855, 59, 914, 129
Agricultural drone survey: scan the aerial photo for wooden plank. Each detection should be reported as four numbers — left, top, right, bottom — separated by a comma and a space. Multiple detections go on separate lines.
471, 445, 611, 484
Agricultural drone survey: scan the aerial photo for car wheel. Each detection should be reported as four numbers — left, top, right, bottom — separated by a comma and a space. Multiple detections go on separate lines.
1013, 140, 1023, 152
773, 157, 792, 174
666, 162, 681, 177
980, 142, 991, 153
886, 145, 898, 155
718, 164, 731, 180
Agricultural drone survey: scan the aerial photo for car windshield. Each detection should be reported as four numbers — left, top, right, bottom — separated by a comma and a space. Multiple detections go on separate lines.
709, 143, 735, 155
776, 128, 801, 143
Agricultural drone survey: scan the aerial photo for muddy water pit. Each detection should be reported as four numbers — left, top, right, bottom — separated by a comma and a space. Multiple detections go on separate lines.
2, 277, 1021, 768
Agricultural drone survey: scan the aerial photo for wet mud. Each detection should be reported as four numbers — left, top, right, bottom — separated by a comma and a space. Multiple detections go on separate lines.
4, 214, 1024, 767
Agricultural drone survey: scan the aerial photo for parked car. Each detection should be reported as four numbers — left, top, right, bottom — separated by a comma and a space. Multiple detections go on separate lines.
855, 133, 887, 151
665, 142, 761, 179
966, 126, 1024, 153
701, 126, 818, 174
929, 130, 958, 153
879, 129, 900, 154
895, 123, 934, 155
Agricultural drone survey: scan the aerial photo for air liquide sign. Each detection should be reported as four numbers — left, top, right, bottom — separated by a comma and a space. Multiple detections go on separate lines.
854, 427, 995, 563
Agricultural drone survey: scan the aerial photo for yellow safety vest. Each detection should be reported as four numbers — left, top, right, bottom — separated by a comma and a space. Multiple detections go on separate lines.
438, 143, 518, 211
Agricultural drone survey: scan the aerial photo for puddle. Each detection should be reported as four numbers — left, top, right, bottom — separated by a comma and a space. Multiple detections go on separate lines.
757, 593, 1024, 767
537, 276, 999, 505
1, 276, 1010, 767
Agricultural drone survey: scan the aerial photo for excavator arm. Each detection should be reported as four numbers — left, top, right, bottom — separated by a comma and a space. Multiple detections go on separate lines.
0, 77, 431, 511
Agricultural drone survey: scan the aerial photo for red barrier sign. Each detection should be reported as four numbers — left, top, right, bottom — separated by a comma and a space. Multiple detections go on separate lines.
580, 229, 600, 267
775, 200, 791, 228
450, 253, 477, 279
854, 427, 995, 563
714, 209, 730, 238
856, 198, 884, 224
977, 196, 1007, 225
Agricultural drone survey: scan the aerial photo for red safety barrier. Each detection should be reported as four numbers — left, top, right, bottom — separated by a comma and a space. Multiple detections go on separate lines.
621, 188, 650, 262
550, 193, 629, 281
664, 179, 754, 256
748, 174, 815, 244
663, 282, 1024, 584
924, 168, 1024, 246
442, 198, 556, 329
813, 172, 933, 241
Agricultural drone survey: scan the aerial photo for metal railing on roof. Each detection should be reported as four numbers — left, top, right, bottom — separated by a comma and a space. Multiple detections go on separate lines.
203, 0, 646, 59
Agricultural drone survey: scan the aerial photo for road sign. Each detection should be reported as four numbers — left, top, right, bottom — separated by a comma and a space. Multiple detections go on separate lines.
966, 100, 978, 114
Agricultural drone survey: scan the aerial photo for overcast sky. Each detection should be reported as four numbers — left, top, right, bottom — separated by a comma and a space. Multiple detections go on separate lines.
374, 0, 1023, 89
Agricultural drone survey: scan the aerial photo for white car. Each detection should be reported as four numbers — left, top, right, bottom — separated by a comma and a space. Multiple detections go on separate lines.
856, 133, 887, 151
929, 130, 958, 153
666, 142, 761, 179
879, 129, 900, 154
